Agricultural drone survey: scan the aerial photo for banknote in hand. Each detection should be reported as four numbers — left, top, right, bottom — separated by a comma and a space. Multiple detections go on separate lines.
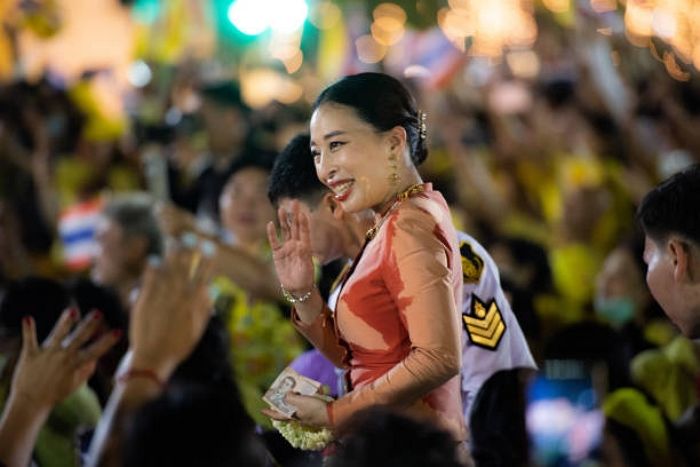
263, 367, 322, 417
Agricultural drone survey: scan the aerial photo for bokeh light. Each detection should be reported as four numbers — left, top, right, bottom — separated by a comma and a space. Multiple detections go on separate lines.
438, 0, 537, 57
227, 0, 307, 36
356, 34, 388, 63
127, 60, 152, 88
227, 0, 270, 36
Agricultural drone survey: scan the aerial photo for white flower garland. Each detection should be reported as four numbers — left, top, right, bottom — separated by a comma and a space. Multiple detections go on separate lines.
272, 419, 334, 451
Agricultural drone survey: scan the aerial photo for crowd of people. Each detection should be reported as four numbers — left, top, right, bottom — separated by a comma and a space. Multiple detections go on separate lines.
0, 8, 699, 466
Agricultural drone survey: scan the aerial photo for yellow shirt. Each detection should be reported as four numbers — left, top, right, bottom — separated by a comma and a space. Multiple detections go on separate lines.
211, 275, 305, 427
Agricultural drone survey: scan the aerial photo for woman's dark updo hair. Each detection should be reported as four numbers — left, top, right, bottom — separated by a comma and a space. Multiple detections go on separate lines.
313, 72, 428, 165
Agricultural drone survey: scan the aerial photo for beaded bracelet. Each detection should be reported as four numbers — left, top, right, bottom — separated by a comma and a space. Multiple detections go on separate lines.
281, 285, 314, 304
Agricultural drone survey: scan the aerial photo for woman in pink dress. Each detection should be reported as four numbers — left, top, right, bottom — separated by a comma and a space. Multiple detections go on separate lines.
266, 73, 466, 446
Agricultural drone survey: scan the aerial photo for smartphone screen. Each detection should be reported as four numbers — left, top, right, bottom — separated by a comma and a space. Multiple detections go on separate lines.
526, 359, 607, 466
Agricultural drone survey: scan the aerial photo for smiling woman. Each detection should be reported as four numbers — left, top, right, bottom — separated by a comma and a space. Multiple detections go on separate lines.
266, 73, 468, 456
219, 164, 276, 253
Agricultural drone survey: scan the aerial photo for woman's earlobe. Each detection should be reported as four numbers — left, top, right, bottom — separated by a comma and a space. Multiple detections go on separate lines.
387, 126, 407, 149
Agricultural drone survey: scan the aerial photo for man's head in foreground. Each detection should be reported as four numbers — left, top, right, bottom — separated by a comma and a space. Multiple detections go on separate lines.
638, 164, 700, 337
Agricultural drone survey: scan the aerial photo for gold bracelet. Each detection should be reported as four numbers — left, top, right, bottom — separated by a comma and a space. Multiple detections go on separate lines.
281, 286, 314, 304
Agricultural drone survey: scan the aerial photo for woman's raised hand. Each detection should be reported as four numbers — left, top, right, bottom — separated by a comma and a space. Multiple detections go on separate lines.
266, 201, 315, 295
0, 311, 119, 467
12, 309, 120, 411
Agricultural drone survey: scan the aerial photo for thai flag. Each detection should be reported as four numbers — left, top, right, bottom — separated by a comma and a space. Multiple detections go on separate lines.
385, 27, 467, 89
58, 197, 103, 271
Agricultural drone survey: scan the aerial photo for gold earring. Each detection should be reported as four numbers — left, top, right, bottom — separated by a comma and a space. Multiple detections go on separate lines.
388, 151, 399, 185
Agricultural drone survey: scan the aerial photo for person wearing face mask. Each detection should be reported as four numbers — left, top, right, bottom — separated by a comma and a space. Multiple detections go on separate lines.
265, 73, 470, 460
594, 239, 675, 356
595, 244, 647, 329
548, 239, 677, 404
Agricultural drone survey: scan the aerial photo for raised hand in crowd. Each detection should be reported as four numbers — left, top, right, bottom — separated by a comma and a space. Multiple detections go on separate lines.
128, 244, 215, 381
157, 202, 283, 302
0, 309, 120, 467
87, 240, 215, 467
155, 202, 199, 239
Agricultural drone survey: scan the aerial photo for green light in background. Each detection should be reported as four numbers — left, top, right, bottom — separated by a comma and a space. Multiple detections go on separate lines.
227, 0, 308, 36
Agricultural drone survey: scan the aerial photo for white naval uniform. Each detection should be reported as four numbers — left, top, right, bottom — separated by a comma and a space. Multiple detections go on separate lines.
456, 231, 536, 418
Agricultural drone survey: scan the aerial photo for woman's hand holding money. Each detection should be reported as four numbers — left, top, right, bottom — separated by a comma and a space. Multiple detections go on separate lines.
263, 393, 330, 427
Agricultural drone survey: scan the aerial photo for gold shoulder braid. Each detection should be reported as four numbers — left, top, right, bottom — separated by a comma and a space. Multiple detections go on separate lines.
365, 183, 425, 240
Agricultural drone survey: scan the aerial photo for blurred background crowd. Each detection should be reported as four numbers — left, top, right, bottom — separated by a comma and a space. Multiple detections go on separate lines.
1, 0, 700, 465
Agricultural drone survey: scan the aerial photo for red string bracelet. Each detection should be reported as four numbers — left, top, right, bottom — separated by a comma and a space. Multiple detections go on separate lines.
117, 368, 165, 389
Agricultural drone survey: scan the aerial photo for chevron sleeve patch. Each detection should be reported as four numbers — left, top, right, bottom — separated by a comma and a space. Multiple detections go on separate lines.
463, 294, 506, 350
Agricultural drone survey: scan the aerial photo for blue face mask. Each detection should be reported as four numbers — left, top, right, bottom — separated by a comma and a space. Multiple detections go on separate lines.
594, 296, 636, 328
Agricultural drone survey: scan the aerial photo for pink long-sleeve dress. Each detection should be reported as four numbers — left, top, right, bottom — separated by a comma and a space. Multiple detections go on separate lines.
293, 184, 466, 442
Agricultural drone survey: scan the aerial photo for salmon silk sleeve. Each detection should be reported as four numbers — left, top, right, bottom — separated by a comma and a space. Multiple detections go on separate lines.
330, 209, 462, 426
292, 305, 349, 369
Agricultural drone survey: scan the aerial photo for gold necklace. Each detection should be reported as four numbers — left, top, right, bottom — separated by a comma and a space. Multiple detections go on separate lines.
365, 183, 425, 240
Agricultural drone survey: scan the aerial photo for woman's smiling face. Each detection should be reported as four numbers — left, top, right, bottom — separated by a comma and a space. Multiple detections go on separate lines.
310, 103, 399, 214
